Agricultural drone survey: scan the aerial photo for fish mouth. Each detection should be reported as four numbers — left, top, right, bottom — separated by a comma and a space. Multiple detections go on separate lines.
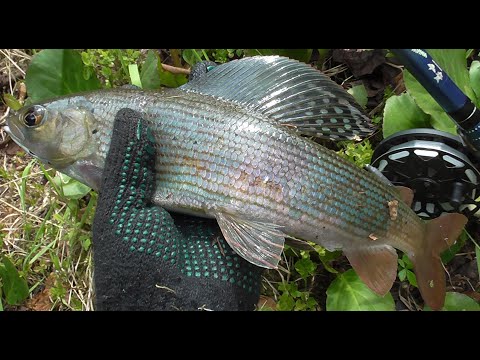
3, 120, 25, 143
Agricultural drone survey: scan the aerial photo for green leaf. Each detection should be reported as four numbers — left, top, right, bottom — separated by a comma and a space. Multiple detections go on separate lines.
140, 50, 161, 90
383, 92, 431, 138
398, 268, 406, 281
2, 93, 22, 110
403, 49, 476, 135
245, 49, 313, 63
277, 292, 295, 311
469, 60, 480, 105
326, 269, 395, 311
0, 257, 29, 305
53, 173, 91, 200
402, 254, 414, 269
406, 270, 417, 287
295, 258, 317, 279
25, 49, 101, 103
424, 292, 480, 311
128, 64, 142, 88
347, 84, 368, 108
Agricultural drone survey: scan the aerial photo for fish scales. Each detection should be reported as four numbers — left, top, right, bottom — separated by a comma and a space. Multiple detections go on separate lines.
76, 90, 420, 250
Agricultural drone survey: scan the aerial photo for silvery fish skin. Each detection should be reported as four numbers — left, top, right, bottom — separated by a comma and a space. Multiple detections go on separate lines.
5, 56, 467, 310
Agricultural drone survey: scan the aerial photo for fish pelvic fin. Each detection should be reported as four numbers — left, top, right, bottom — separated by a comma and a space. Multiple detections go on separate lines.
411, 213, 467, 310
212, 210, 285, 269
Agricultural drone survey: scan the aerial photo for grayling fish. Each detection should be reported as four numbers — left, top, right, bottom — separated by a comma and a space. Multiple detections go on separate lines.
5, 56, 467, 310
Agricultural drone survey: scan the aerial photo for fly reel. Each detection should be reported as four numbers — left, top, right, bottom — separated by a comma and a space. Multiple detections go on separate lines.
370, 129, 480, 221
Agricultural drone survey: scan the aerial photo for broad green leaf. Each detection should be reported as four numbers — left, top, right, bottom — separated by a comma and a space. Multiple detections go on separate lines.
245, 49, 313, 63
398, 268, 406, 281
383, 93, 431, 138
424, 292, 480, 311
128, 64, 142, 88
403, 49, 476, 135
295, 258, 317, 279
0, 257, 29, 305
140, 50, 161, 89
469, 60, 480, 105
347, 84, 368, 108
326, 269, 395, 311
2, 93, 22, 110
53, 173, 91, 200
25, 49, 101, 103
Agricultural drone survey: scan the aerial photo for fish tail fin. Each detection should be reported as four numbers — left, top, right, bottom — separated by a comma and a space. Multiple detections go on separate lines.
411, 213, 467, 310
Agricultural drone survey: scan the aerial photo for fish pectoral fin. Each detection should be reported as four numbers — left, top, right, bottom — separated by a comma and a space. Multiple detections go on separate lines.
212, 211, 285, 269
344, 245, 398, 296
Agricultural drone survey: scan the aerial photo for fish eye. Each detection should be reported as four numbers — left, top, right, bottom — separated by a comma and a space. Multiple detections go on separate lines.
23, 105, 46, 127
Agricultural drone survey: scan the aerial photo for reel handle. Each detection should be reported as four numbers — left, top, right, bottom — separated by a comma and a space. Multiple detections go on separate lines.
391, 49, 480, 157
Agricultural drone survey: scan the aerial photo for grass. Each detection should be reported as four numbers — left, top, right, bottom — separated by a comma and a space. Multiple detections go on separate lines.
1, 49, 93, 310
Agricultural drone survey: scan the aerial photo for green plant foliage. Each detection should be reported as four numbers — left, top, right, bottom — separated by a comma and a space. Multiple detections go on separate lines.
424, 292, 480, 311
397, 254, 417, 287
337, 140, 374, 168
469, 60, 480, 101
52, 173, 91, 200
25, 49, 101, 103
347, 84, 368, 109
383, 92, 431, 138
140, 50, 162, 89
403, 49, 477, 134
295, 257, 317, 279
277, 282, 318, 311
81, 49, 141, 88
2, 93, 22, 110
326, 269, 395, 311
0, 257, 29, 306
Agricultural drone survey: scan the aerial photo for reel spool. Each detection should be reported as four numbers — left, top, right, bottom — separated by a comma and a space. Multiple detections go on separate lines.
370, 129, 480, 221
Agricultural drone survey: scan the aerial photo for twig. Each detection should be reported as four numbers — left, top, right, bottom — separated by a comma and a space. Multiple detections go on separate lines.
161, 63, 190, 75
0, 49, 26, 76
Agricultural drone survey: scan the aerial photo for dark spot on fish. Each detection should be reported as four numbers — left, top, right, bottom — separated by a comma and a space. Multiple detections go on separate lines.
92, 129, 98, 135
193, 140, 197, 145
91, 108, 95, 114
172, 136, 177, 141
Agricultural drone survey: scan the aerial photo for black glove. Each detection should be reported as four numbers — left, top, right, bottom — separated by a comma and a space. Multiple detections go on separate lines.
92, 108, 264, 310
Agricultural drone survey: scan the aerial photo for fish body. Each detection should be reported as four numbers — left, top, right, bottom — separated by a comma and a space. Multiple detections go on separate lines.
6, 56, 467, 309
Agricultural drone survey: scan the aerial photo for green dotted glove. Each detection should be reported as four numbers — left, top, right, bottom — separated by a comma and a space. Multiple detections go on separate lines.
92, 108, 263, 311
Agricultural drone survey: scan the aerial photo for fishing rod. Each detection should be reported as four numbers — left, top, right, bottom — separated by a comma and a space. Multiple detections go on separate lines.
391, 49, 480, 158
370, 49, 480, 220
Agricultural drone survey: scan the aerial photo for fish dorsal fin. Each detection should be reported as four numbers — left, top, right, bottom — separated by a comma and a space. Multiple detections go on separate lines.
212, 210, 285, 269
180, 56, 375, 141
344, 245, 398, 296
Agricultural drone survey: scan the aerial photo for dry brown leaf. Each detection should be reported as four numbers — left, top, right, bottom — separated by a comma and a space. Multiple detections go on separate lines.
257, 295, 277, 310
388, 200, 399, 221
25, 273, 55, 311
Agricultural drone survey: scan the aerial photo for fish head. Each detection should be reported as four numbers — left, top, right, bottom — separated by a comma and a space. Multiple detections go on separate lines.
5, 99, 106, 191
5, 102, 97, 168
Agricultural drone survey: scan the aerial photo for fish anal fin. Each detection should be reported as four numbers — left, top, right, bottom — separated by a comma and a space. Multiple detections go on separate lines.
344, 245, 398, 296
395, 186, 414, 207
411, 213, 467, 310
212, 211, 285, 269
